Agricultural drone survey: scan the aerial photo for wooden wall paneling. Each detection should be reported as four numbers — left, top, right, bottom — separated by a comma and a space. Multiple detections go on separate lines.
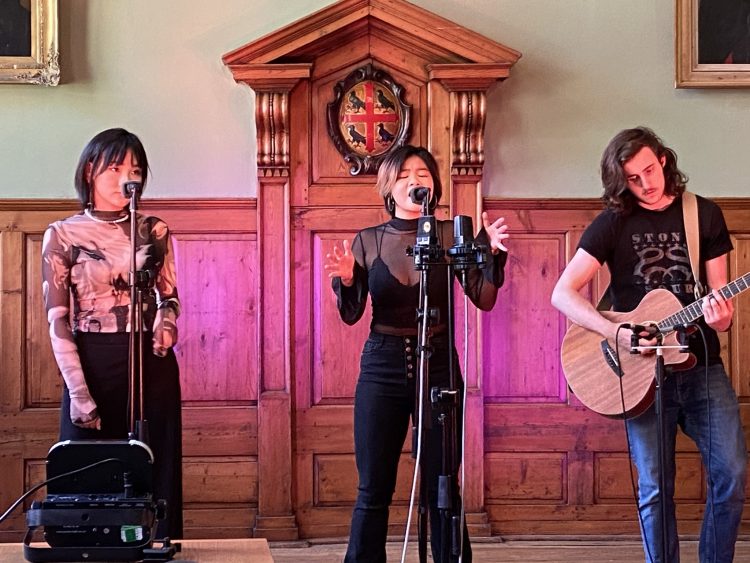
482, 234, 566, 403
730, 235, 750, 398
0, 219, 47, 538
434, 65, 513, 536
254, 174, 297, 540
4, 195, 749, 542
1, 229, 24, 414
292, 207, 378, 538
482, 200, 750, 537
25, 234, 61, 407
311, 233, 371, 405
154, 200, 261, 539
174, 234, 258, 402
290, 81, 311, 209
238, 72, 303, 540
183, 456, 258, 537
0, 201, 263, 541
224, 0, 521, 541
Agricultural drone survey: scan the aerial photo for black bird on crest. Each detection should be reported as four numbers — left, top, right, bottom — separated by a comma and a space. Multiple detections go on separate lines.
347, 124, 367, 147
377, 123, 394, 144
348, 91, 366, 112
376, 89, 395, 111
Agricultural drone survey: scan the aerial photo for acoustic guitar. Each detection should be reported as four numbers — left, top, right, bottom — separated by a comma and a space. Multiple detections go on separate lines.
560, 272, 750, 419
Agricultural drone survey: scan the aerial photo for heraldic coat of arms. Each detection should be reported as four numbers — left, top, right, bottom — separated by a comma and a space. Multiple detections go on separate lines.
326, 64, 411, 175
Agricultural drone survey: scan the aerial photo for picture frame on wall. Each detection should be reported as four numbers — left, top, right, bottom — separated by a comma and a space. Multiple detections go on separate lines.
676, 0, 750, 87
0, 0, 59, 86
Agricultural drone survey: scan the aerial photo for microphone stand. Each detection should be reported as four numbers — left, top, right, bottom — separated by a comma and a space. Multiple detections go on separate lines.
123, 181, 150, 446
408, 197, 442, 563
631, 328, 688, 563
406, 198, 486, 563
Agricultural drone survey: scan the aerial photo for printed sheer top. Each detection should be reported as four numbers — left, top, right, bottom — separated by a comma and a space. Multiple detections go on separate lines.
42, 210, 179, 387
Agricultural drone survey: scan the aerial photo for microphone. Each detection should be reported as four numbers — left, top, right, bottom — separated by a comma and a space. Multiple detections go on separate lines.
409, 186, 430, 204
620, 323, 658, 335
121, 181, 143, 198
619, 322, 691, 335
453, 215, 474, 247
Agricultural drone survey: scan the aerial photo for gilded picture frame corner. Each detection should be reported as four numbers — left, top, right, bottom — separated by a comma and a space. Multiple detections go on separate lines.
675, 0, 750, 89
0, 0, 60, 86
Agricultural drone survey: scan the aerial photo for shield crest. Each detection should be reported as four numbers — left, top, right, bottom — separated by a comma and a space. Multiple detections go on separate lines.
327, 64, 411, 175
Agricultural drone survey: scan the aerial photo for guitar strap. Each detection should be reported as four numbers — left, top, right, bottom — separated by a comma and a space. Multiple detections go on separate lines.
596, 285, 612, 312
682, 191, 705, 299
596, 191, 703, 310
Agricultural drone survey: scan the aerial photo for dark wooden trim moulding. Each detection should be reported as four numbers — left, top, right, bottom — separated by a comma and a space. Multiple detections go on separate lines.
484, 197, 750, 211
0, 198, 258, 212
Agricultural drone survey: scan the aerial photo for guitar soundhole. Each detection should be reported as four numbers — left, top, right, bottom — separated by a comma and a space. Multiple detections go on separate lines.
600, 340, 622, 377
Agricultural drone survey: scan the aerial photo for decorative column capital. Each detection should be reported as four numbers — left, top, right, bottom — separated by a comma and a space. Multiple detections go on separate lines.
429, 64, 511, 175
227, 63, 312, 93
226, 64, 312, 175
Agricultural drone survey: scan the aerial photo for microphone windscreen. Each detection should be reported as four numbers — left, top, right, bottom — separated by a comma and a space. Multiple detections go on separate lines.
409, 186, 430, 204
121, 181, 143, 198
453, 215, 474, 246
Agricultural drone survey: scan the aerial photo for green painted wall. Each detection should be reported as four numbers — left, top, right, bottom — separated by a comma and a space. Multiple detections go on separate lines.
1, 0, 748, 199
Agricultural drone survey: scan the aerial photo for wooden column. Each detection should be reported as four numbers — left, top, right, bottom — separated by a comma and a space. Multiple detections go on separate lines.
431, 64, 511, 537
230, 65, 311, 541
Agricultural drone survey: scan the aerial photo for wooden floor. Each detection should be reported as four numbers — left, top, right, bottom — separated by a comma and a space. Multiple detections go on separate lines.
269, 537, 750, 562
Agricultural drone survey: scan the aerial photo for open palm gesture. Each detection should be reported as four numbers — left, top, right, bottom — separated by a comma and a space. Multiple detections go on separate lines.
324, 239, 355, 286
482, 211, 510, 254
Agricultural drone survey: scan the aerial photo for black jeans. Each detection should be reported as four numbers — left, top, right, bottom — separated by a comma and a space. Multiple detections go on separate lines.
344, 332, 472, 563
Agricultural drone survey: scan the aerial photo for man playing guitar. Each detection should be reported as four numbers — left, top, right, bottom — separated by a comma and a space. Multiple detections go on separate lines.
551, 126, 746, 563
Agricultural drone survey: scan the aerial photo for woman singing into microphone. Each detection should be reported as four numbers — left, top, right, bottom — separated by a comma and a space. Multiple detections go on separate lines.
324, 145, 510, 562
41, 128, 183, 539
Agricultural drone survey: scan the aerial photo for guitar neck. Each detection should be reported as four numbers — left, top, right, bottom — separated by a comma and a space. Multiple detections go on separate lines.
658, 272, 750, 331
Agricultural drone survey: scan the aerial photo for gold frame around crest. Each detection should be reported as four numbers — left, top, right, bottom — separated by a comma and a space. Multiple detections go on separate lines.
0, 0, 59, 86
676, 0, 750, 88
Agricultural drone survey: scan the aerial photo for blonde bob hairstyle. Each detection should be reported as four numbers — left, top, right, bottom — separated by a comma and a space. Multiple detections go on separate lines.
375, 145, 442, 217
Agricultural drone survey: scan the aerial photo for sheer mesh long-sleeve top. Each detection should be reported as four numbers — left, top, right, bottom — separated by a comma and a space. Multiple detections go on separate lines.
333, 217, 506, 335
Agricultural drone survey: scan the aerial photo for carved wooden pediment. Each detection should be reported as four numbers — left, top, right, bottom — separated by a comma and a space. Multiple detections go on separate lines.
223, 0, 520, 70
223, 0, 521, 181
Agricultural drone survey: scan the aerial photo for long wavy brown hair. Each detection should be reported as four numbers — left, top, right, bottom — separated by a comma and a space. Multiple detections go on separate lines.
600, 126, 688, 214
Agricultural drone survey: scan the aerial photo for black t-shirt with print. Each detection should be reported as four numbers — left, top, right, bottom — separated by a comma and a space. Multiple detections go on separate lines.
578, 194, 732, 365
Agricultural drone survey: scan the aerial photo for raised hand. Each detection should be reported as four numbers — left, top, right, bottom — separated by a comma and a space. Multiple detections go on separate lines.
482, 211, 510, 254
324, 239, 355, 286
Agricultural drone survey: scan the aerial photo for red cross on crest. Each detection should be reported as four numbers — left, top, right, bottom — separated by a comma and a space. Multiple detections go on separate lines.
339, 80, 399, 155
326, 64, 412, 175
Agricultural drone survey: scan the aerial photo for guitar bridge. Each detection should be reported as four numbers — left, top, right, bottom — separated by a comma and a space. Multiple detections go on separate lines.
601, 340, 622, 377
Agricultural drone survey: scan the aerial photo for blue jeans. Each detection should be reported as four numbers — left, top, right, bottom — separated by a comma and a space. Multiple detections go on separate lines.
344, 332, 471, 563
626, 363, 747, 563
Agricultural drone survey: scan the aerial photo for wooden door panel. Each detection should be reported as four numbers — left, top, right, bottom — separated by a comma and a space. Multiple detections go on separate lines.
482, 234, 567, 403
174, 234, 258, 402
25, 233, 62, 406
311, 233, 371, 405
